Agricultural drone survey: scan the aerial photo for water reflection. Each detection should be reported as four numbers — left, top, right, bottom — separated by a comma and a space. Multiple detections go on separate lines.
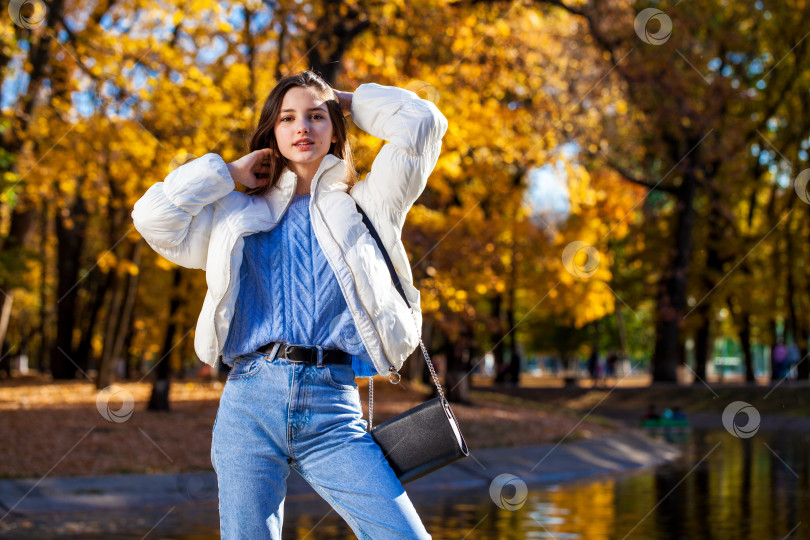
156, 429, 808, 539
468, 430, 810, 540
412, 429, 808, 539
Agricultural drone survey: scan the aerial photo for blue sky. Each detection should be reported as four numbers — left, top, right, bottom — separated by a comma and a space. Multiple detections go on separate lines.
525, 143, 577, 225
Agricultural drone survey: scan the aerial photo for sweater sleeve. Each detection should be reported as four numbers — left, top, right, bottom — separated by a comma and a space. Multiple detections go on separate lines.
131, 153, 235, 270
349, 83, 448, 216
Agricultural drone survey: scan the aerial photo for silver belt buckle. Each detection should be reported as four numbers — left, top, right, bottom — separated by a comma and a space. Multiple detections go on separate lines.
284, 344, 298, 362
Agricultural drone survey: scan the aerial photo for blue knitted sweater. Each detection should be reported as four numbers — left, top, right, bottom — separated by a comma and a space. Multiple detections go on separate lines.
222, 193, 377, 377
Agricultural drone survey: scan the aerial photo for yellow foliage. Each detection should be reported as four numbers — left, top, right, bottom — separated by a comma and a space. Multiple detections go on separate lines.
0, 0, 671, 371
155, 256, 176, 272
96, 251, 118, 273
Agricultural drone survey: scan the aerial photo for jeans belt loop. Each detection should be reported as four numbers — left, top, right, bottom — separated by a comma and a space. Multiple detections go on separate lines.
316, 346, 324, 368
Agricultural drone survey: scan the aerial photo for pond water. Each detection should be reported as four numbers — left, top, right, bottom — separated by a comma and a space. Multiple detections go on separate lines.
278, 428, 809, 540
2, 429, 806, 539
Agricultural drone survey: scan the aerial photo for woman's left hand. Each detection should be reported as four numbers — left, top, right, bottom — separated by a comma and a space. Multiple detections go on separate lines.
332, 90, 353, 117
227, 148, 275, 189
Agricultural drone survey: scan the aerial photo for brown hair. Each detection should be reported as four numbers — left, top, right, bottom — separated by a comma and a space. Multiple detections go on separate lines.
245, 71, 357, 197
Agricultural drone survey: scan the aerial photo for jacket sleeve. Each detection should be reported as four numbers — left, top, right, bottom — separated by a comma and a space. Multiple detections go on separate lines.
349, 83, 448, 216
131, 153, 235, 270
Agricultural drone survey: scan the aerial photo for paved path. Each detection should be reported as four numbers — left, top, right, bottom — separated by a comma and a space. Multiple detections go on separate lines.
0, 430, 679, 538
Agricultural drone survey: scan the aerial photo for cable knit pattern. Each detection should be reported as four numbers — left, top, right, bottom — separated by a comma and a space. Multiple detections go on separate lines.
223, 194, 376, 377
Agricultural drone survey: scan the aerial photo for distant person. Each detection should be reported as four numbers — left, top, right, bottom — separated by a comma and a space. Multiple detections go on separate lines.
773, 341, 788, 380
606, 351, 618, 379
587, 349, 599, 385
597, 357, 608, 386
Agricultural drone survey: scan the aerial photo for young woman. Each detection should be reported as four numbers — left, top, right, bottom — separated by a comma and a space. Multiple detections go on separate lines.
131, 71, 447, 538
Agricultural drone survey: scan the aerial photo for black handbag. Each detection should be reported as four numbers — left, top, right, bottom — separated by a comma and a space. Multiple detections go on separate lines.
355, 202, 469, 484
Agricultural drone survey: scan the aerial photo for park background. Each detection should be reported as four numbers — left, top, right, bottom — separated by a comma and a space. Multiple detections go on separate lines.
2, 0, 810, 538
2, 0, 810, 397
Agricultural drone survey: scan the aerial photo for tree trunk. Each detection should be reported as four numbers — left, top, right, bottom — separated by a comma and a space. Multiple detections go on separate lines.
110, 241, 142, 378
148, 268, 183, 411
739, 312, 755, 383
769, 319, 778, 383
784, 212, 800, 379
506, 206, 522, 385
97, 241, 143, 385
444, 327, 473, 404
693, 304, 712, 383
798, 344, 810, 381
799, 222, 810, 381
0, 291, 13, 377
421, 321, 437, 386
506, 249, 521, 385
51, 196, 87, 379
727, 296, 755, 383
615, 305, 628, 368
694, 222, 726, 383
305, 2, 370, 86
408, 320, 431, 383
37, 204, 51, 372
490, 294, 507, 383
506, 301, 520, 385
273, 7, 289, 82
75, 269, 112, 376
97, 269, 122, 389
0, 207, 37, 374
652, 171, 698, 382
798, 318, 810, 381
122, 315, 137, 380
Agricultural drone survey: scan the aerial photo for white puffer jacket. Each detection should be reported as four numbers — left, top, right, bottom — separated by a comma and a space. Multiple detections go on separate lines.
131, 83, 448, 375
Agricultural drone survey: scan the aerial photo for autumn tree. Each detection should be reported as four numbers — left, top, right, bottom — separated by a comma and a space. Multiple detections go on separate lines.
529, 0, 810, 381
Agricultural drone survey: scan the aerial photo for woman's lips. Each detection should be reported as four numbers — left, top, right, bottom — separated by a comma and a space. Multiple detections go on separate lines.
294, 142, 313, 150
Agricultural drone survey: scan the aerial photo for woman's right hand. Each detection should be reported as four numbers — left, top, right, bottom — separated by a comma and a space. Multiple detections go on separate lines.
227, 148, 276, 189
332, 90, 353, 117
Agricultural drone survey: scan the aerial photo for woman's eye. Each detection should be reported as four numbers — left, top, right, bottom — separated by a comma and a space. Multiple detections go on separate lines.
280, 117, 292, 122
312, 114, 324, 119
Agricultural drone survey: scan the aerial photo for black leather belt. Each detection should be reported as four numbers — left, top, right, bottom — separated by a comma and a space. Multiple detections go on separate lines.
257, 342, 353, 366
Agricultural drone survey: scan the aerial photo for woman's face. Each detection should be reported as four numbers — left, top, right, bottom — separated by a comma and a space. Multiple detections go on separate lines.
274, 86, 337, 174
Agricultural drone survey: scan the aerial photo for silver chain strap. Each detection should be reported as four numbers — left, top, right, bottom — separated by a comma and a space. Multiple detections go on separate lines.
366, 307, 444, 432
418, 337, 445, 401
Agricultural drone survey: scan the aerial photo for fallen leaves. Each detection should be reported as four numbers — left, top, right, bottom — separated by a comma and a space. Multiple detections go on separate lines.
0, 376, 613, 479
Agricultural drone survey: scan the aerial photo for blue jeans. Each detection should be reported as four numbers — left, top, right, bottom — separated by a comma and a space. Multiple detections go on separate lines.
211, 350, 431, 539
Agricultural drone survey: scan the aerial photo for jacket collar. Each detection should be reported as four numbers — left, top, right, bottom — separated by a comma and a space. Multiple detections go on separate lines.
264, 154, 348, 212
223, 154, 350, 235
312, 153, 352, 195
224, 155, 351, 236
